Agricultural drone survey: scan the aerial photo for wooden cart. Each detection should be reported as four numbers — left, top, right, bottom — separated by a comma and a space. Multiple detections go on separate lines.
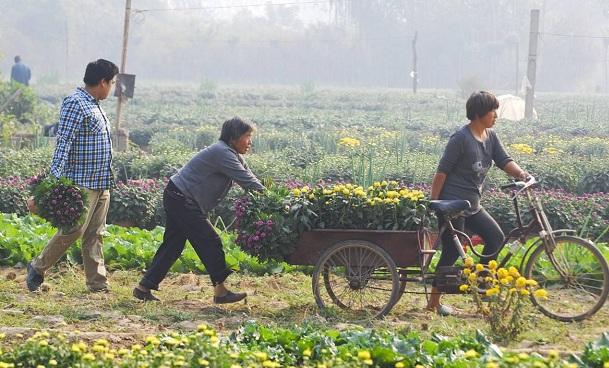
287, 229, 436, 321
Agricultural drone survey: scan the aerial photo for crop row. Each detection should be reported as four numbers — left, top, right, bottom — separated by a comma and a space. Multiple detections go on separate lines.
1, 321, 609, 367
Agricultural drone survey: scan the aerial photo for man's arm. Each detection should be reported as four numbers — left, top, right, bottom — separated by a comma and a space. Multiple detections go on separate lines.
50, 99, 82, 177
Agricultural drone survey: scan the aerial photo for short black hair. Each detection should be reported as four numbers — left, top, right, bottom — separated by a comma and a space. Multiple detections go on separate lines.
466, 91, 499, 120
14, 55, 21, 63
219, 117, 255, 144
83, 59, 119, 86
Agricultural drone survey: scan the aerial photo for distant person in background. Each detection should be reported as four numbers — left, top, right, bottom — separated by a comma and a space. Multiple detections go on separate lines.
26, 59, 119, 293
11, 55, 31, 86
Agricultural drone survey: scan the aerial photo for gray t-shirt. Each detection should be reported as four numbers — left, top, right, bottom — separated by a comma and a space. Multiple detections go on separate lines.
437, 125, 512, 214
171, 140, 265, 214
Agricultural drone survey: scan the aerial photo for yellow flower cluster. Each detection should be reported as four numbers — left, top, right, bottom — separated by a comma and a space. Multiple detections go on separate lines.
291, 181, 425, 206
460, 258, 548, 341
542, 147, 562, 155
338, 137, 361, 148
460, 259, 547, 299
509, 143, 535, 155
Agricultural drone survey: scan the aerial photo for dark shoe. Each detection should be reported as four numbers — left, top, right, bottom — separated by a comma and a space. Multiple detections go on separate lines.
26, 262, 44, 291
133, 287, 160, 302
213, 290, 247, 304
436, 304, 455, 316
90, 286, 110, 293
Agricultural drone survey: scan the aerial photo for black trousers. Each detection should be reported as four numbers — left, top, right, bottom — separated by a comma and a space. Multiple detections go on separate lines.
140, 181, 232, 290
436, 206, 505, 269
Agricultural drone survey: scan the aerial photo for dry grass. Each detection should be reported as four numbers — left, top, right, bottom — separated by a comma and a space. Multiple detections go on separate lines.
1, 264, 608, 353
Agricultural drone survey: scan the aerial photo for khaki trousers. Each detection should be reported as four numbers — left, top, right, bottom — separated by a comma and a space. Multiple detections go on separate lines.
31, 189, 110, 290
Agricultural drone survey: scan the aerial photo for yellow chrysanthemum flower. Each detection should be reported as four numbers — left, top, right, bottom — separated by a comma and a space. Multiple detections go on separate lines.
357, 351, 371, 360
488, 260, 498, 270
464, 257, 474, 268
534, 289, 548, 299
508, 266, 520, 278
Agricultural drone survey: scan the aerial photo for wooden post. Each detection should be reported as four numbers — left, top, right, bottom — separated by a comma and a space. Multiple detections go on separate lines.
525, 9, 540, 119
515, 42, 519, 96
65, 20, 69, 80
115, 0, 131, 151
411, 31, 418, 94
603, 37, 609, 93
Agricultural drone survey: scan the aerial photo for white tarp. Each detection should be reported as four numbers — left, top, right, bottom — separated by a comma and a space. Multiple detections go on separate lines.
496, 94, 538, 121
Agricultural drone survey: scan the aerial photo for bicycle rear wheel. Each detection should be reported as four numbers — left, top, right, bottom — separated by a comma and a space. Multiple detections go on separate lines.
524, 235, 609, 321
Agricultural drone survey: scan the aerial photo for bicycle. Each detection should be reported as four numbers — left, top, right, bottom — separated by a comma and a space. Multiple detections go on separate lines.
428, 175, 609, 322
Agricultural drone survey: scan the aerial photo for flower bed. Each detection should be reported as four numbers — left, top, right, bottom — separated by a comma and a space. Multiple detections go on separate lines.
235, 181, 429, 261
0, 322, 606, 367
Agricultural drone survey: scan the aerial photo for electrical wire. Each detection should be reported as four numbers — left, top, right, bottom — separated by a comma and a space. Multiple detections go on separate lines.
540, 32, 609, 40
133, 0, 332, 14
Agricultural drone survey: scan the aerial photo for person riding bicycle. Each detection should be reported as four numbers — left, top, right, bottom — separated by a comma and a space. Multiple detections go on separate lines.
426, 90, 528, 316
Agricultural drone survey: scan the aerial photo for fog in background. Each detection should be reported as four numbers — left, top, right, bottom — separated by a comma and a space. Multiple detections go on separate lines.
1, 0, 608, 93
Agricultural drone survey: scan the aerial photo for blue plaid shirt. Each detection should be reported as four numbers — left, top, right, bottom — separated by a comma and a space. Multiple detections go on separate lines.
50, 87, 114, 190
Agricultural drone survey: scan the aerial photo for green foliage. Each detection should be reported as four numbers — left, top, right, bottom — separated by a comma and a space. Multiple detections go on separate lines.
0, 322, 596, 367
128, 128, 156, 147
577, 332, 609, 367
0, 214, 292, 275
578, 172, 609, 194
0, 177, 28, 215
107, 180, 163, 229
0, 147, 51, 177
198, 78, 218, 99
195, 125, 219, 149
0, 82, 37, 123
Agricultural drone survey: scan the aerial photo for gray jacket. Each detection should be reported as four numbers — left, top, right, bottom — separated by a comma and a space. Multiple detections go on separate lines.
171, 140, 264, 214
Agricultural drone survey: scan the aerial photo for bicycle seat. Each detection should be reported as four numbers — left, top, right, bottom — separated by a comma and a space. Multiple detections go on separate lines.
429, 200, 471, 216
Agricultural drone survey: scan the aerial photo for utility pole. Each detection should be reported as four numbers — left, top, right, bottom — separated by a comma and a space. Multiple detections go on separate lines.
515, 42, 519, 96
411, 31, 418, 94
603, 37, 609, 93
114, 0, 131, 151
525, 9, 540, 119
65, 20, 69, 80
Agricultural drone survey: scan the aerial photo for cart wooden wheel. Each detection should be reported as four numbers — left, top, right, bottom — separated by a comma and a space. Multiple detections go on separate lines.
312, 240, 400, 321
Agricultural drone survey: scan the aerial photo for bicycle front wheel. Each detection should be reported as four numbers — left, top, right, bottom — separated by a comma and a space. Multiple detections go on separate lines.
524, 235, 609, 321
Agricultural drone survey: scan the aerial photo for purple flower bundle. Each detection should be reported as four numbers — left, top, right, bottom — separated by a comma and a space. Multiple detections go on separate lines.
30, 175, 88, 232
237, 219, 274, 250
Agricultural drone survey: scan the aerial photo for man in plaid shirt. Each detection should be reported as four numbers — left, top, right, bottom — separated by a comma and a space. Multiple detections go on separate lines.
27, 59, 119, 292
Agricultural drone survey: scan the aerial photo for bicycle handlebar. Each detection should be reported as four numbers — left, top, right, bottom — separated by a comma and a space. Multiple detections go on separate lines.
500, 175, 537, 195
501, 176, 536, 190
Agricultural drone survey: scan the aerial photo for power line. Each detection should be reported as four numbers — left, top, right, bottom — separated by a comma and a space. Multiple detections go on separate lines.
541, 32, 609, 40
133, 0, 331, 13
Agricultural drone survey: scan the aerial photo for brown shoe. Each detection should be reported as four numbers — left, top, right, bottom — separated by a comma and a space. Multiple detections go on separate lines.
213, 290, 246, 304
